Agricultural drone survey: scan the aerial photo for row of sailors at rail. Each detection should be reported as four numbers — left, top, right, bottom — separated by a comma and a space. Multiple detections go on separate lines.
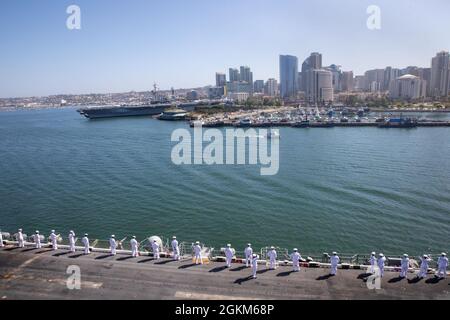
5, 230, 449, 279
369, 252, 448, 279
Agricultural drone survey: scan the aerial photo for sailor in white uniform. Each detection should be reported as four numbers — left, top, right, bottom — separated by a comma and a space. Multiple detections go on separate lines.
418, 255, 432, 278
34, 231, 42, 249
330, 252, 340, 276
151, 240, 160, 260
17, 229, 24, 248
193, 241, 202, 264
68, 231, 76, 253
82, 234, 90, 255
50, 230, 58, 250
369, 252, 377, 274
224, 244, 233, 268
130, 236, 139, 257
268, 246, 277, 270
244, 244, 253, 268
0, 230, 3, 248
377, 253, 387, 277
171, 236, 180, 260
437, 253, 448, 279
251, 254, 259, 279
400, 254, 410, 278
109, 235, 117, 256
291, 248, 303, 272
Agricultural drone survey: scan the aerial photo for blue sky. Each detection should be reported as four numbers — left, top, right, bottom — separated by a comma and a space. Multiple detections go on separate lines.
0, 0, 449, 98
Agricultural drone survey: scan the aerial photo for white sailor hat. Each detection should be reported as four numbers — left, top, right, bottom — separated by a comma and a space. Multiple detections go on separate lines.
423, 254, 429, 258
227, 244, 231, 247
442, 253, 447, 256
379, 253, 384, 257
132, 236, 136, 239
173, 236, 177, 239
252, 254, 257, 258
371, 252, 376, 255
195, 241, 200, 244
403, 254, 409, 257
111, 235, 115, 238
51, 230, 55, 233
293, 248, 298, 252
35, 230, 39, 234
332, 251, 337, 255
18, 228, 22, 232
270, 246, 275, 250
69, 230, 74, 234
247, 243, 251, 246
84, 233, 88, 236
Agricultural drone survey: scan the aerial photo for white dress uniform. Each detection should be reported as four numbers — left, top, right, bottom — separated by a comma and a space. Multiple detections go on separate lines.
291, 250, 303, 272
34, 232, 42, 249
130, 238, 138, 257
268, 248, 277, 270
437, 254, 448, 278
193, 243, 202, 264
244, 245, 253, 267
17, 230, 24, 248
109, 236, 117, 256
377, 254, 387, 277
369, 253, 377, 274
400, 255, 410, 278
330, 253, 340, 275
251, 254, 259, 279
82, 235, 90, 254
50, 231, 58, 250
418, 256, 431, 278
151, 241, 160, 260
0, 231, 3, 247
68, 231, 76, 253
225, 245, 233, 268
171, 238, 180, 261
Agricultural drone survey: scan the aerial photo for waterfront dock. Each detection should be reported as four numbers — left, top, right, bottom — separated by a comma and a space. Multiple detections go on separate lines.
1, 246, 449, 300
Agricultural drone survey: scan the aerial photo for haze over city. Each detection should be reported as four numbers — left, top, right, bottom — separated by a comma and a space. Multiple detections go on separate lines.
1, 0, 450, 98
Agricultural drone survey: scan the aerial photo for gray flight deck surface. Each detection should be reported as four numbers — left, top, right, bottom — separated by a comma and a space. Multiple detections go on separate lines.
0, 247, 449, 300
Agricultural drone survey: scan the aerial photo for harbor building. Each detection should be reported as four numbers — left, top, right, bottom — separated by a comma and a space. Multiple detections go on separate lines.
186, 90, 199, 101
208, 86, 225, 99
341, 71, 354, 92
228, 92, 250, 104
430, 51, 450, 98
389, 74, 427, 100
279, 55, 299, 98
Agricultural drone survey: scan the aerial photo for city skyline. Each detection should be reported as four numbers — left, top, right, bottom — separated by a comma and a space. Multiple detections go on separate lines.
1, 0, 450, 98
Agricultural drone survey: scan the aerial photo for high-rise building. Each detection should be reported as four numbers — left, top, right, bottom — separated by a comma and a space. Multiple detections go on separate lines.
279, 55, 299, 98
306, 69, 334, 104
240, 66, 253, 84
341, 71, 354, 92
265, 78, 278, 97
364, 69, 385, 92
254, 80, 265, 93
229, 68, 240, 82
324, 64, 342, 91
215, 73, 226, 87
430, 51, 450, 97
389, 74, 426, 100
417, 67, 431, 96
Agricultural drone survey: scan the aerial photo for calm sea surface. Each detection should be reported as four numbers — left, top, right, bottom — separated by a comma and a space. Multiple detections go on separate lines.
1, 107, 449, 255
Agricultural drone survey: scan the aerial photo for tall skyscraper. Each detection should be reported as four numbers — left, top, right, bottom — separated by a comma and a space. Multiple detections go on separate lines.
279, 55, 298, 98
265, 78, 278, 96
215, 73, 226, 87
324, 64, 342, 91
341, 71, 354, 92
301, 52, 323, 93
240, 66, 253, 84
229, 68, 240, 82
430, 51, 450, 97
306, 69, 333, 104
